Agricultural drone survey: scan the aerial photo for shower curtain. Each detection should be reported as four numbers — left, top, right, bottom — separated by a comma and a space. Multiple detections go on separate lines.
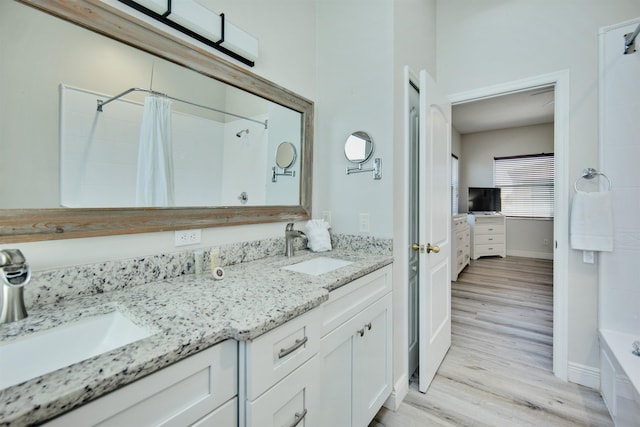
136, 96, 175, 207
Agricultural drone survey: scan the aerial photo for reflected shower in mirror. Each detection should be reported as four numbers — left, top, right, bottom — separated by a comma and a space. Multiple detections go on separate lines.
0, 0, 313, 242
2, 0, 302, 209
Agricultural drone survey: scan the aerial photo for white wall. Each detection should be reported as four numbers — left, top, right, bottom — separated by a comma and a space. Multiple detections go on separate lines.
315, 0, 394, 237
460, 123, 554, 259
437, 0, 640, 374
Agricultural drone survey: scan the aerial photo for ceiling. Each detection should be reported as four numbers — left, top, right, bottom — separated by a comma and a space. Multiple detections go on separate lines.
452, 86, 555, 134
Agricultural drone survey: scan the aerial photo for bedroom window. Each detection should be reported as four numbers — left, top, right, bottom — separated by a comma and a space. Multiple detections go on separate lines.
494, 153, 554, 218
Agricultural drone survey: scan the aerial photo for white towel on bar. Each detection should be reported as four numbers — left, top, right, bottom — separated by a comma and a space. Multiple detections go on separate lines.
570, 191, 614, 251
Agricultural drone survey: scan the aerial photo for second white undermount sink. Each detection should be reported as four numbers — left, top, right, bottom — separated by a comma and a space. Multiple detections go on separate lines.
282, 256, 353, 276
0, 310, 154, 390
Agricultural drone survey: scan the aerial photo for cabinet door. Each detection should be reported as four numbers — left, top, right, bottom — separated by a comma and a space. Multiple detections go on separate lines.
318, 315, 356, 427
352, 294, 392, 427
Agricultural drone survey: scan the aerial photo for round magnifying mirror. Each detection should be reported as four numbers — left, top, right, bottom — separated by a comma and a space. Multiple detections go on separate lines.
344, 131, 374, 163
275, 141, 297, 169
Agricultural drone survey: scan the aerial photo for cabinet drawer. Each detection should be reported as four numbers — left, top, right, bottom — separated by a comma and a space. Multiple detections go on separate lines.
192, 397, 237, 427
246, 356, 319, 427
321, 265, 392, 337
45, 341, 238, 427
453, 216, 467, 229
474, 224, 505, 235
474, 243, 505, 256
243, 308, 320, 400
475, 234, 504, 245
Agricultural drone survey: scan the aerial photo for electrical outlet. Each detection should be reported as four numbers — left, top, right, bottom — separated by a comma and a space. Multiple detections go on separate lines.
322, 211, 332, 226
359, 213, 370, 233
174, 229, 201, 246
543, 238, 549, 246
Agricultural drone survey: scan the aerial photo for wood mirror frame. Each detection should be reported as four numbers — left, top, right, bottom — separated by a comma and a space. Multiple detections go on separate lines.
0, 0, 313, 243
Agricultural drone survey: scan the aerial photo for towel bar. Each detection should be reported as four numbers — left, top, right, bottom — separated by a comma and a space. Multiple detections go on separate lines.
573, 168, 611, 192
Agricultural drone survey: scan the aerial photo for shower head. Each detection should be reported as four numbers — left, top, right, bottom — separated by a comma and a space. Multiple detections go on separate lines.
236, 129, 249, 138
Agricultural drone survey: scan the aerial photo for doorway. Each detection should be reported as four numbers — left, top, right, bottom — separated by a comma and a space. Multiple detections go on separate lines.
447, 71, 570, 380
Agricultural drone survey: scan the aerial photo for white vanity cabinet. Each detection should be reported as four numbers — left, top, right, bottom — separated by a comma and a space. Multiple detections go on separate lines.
318, 265, 393, 427
239, 307, 321, 427
44, 340, 238, 427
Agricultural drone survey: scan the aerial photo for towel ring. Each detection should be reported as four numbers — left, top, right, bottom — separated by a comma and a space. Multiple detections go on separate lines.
574, 168, 612, 192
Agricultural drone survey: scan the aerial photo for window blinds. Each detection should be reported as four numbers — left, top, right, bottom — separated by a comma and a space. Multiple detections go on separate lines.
494, 153, 554, 218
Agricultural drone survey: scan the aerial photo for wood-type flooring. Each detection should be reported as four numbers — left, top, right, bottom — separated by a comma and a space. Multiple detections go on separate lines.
371, 256, 612, 427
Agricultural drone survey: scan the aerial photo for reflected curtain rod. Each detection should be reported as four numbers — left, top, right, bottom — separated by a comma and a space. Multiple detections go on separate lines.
96, 87, 268, 129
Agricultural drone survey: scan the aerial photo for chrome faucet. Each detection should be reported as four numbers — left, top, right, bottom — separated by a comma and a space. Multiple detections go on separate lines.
285, 223, 306, 257
0, 249, 31, 324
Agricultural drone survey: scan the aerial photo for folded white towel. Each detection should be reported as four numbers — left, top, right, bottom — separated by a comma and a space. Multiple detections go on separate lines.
306, 219, 332, 252
570, 191, 614, 251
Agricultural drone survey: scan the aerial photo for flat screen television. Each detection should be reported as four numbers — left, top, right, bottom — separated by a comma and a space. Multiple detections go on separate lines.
468, 187, 501, 213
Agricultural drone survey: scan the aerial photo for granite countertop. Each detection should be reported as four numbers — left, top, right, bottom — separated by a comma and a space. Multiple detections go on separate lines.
0, 249, 392, 426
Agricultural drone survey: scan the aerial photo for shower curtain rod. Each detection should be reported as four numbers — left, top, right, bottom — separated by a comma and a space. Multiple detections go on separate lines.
96, 87, 268, 129
624, 23, 640, 54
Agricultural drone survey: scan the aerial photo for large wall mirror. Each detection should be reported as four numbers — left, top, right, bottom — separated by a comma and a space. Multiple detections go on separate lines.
0, 0, 313, 243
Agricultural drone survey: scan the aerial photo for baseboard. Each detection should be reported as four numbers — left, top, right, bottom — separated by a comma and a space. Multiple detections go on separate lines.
568, 362, 600, 390
507, 249, 553, 260
383, 373, 409, 411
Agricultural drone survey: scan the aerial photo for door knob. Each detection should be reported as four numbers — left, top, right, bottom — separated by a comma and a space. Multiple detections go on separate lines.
427, 243, 440, 254
411, 243, 425, 253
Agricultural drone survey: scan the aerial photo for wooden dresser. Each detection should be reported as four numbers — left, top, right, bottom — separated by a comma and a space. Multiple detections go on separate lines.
451, 214, 470, 281
467, 214, 506, 260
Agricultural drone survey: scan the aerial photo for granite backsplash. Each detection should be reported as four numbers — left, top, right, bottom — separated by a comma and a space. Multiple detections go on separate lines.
25, 234, 392, 309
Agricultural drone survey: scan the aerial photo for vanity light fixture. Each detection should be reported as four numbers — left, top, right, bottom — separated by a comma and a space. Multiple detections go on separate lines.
113, 0, 259, 66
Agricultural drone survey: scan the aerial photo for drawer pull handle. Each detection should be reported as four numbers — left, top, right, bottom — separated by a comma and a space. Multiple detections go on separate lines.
286, 409, 308, 427
357, 328, 365, 337
278, 336, 308, 359
365, 322, 372, 330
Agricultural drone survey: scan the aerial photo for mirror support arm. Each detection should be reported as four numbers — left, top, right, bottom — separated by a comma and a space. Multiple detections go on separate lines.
272, 167, 296, 182
345, 158, 382, 180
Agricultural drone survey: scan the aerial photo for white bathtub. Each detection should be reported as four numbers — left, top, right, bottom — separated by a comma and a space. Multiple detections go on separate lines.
599, 329, 640, 427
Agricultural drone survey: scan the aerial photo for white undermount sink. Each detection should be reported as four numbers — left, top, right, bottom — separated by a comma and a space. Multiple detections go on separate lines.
0, 311, 154, 390
282, 256, 353, 276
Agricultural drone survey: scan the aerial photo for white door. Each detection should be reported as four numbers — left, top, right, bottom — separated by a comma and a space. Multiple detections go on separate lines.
416, 70, 452, 393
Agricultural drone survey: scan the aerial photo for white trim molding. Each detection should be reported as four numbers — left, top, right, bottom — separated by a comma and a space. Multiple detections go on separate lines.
384, 373, 410, 411
449, 70, 571, 382
568, 362, 601, 390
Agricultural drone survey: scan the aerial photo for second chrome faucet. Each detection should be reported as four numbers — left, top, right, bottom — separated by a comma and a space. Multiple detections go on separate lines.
284, 223, 306, 257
